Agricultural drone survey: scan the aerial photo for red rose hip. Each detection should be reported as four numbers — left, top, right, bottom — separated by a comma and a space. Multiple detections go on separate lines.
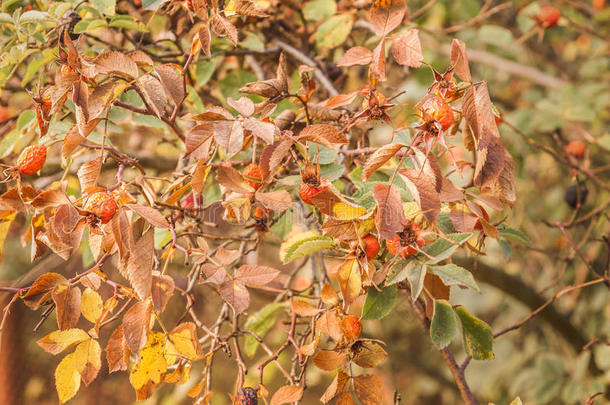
17, 144, 47, 175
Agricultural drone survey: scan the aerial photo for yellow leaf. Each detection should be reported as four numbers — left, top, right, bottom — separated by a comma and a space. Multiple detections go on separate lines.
168, 322, 203, 360
55, 353, 81, 404
81, 288, 103, 323
38, 328, 90, 355
336, 259, 362, 304
332, 203, 366, 221
129, 332, 167, 390
0, 212, 16, 260
73, 339, 102, 386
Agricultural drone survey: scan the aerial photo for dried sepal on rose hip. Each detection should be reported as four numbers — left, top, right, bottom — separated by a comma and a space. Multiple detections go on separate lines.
243, 163, 263, 190
299, 161, 329, 205
17, 144, 47, 175
341, 314, 362, 341
386, 221, 425, 258
84, 191, 118, 224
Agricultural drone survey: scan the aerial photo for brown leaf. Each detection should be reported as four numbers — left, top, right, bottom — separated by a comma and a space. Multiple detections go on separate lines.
122, 300, 151, 354
336, 258, 362, 305
214, 247, 241, 266
31, 189, 71, 210
324, 92, 358, 109
293, 300, 322, 317
137, 74, 168, 118
372, 184, 405, 240
320, 370, 350, 404
449, 208, 478, 233
191, 160, 210, 195
154, 64, 185, 106
489, 149, 516, 205
352, 342, 388, 368
440, 178, 464, 202
423, 273, 450, 318
197, 23, 212, 57
72, 80, 89, 137
369, 38, 386, 82
227, 96, 255, 117
411, 147, 443, 192
125, 228, 154, 299
336, 392, 356, 405
255, 190, 292, 211
298, 124, 347, 150
312, 350, 347, 371
391, 29, 423, 68
369, 0, 407, 36
213, 120, 244, 157
217, 165, 255, 194
270, 385, 304, 405
77, 156, 102, 193
235, 265, 280, 287
450, 39, 472, 82
151, 272, 175, 312
185, 122, 215, 159
316, 310, 343, 342
243, 118, 277, 144
23, 273, 67, 310
362, 143, 405, 181
321, 283, 339, 306
96, 51, 139, 79
353, 374, 383, 405
38, 204, 86, 260
200, 264, 227, 285
219, 279, 250, 314
474, 132, 506, 188
52, 284, 82, 330
126, 204, 169, 229
399, 169, 441, 223
128, 50, 154, 67
259, 138, 294, 178
239, 78, 285, 98
211, 13, 238, 45
235, 0, 269, 17
337, 46, 373, 67
106, 325, 129, 373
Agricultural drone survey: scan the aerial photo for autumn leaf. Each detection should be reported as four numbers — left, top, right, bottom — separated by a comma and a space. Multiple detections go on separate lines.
280, 231, 335, 264
168, 322, 203, 360
235, 265, 280, 287
270, 385, 304, 405
77, 156, 102, 193
23, 272, 67, 310
219, 279, 250, 314
353, 374, 383, 405
126, 204, 170, 229
255, 190, 292, 211
217, 165, 255, 194
55, 352, 81, 404
372, 184, 405, 240
154, 63, 185, 106
151, 273, 175, 312
336, 258, 362, 305
297, 124, 348, 150
338, 46, 373, 67
320, 370, 350, 403
81, 287, 103, 323
361, 143, 406, 181
124, 228, 154, 299
38, 328, 90, 355
129, 331, 168, 390
122, 300, 152, 354
391, 29, 423, 68
312, 350, 347, 371
95, 51, 139, 79
53, 284, 82, 330
369, 0, 407, 36
73, 338, 102, 385
106, 325, 130, 373
259, 138, 294, 179
399, 169, 441, 223
450, 39, 472, 82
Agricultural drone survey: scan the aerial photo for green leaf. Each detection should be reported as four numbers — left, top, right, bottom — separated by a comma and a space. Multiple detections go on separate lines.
142, 0, 167, 10
430, 300, 458, 349
303, 0, 336, 21
420, 233, 472, 264
90, 0, 116, 16
386, 260, 426, 299
280, 231, 334, 264
244, 303, 284, 356
429, 264, 480, 292
17, 110, 35, 131
499, 227, 532, 246
455, 306, 494, 360
315, 14, 353, 49
361, 285, 397, 320
109, 15, 148, 32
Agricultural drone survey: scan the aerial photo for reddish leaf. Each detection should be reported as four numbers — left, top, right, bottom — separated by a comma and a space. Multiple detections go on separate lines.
369, 38, 387, 82
155, 64, 185, 106
298, 124, 347, 150
399, 169, 441, 223
77, 156, 102, 193
255, 190, 292, 211
219, 279, 250, 314
369, 0, 407, 36
213, 121, 244, 157
243, 118, 277, 144
217, 165, 255, 194
450, 39, 472, 82
235, 265, 280, 287
391, 29, 423, 68
235, 0, 269, 17
353, 374, 384, 405
52, 284, 82, 330
124, 228, 154, 299
95, 51, 139, 79
212, 13, 238, 45
227, 96, 255, 117
126, 204, 169, 229
324, 92, 358, 109
337, 46, 373, 67
185, 122, 215, 159
372, 184, 405, 240
122, 300, 151, 354
106, 325, 129, 373
361, 143, 406, 181
151, 272, 175, 312
259, 138, 294, 178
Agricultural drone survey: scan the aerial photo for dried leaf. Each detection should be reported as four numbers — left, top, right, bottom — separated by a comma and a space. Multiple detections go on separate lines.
372, 184, 405, 240
293, 300, 322, 317
151, 273, 175, 312
96, 51, 139, 79
23, 272, 67, 310
369, 0, 407, 36
126, 204, 169, 229
106, 325, 129, 373
235, 0, 269, 17
270, 385, 304, 405
391, 29, 423, 68
217, 165, 255, 194
37, 328, 90, 355
312, 350, 347, 371
53, 284, 82, 330
362, 143, 405, 181
337, 46, 373, 67
212, 13, 238, 45
213, 120, 244, 157
73, 338, 102, 385
235, 265, 280, 287
228, 96, 255, 117
336, 258, 362, 305
125, 228, 154, 299
122, 300, 152, 354
255, 190, 292, 211
450, 39, 472, 82
298, 124, 347, 150
369, 38, 386, 82
77, 156, 102, 193
137, 74, 168, 118
399, 169, 441, 223
243, 118, 277, 144
259, 138, 294, 178
320, 370, 350, 403
168, 322, 203, 360
219, 279, 250, 314
185, 122, 215, 159
353, 374, 383, 405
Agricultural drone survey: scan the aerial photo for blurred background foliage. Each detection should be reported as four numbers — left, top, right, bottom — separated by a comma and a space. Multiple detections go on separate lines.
0, 0, 609, 404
